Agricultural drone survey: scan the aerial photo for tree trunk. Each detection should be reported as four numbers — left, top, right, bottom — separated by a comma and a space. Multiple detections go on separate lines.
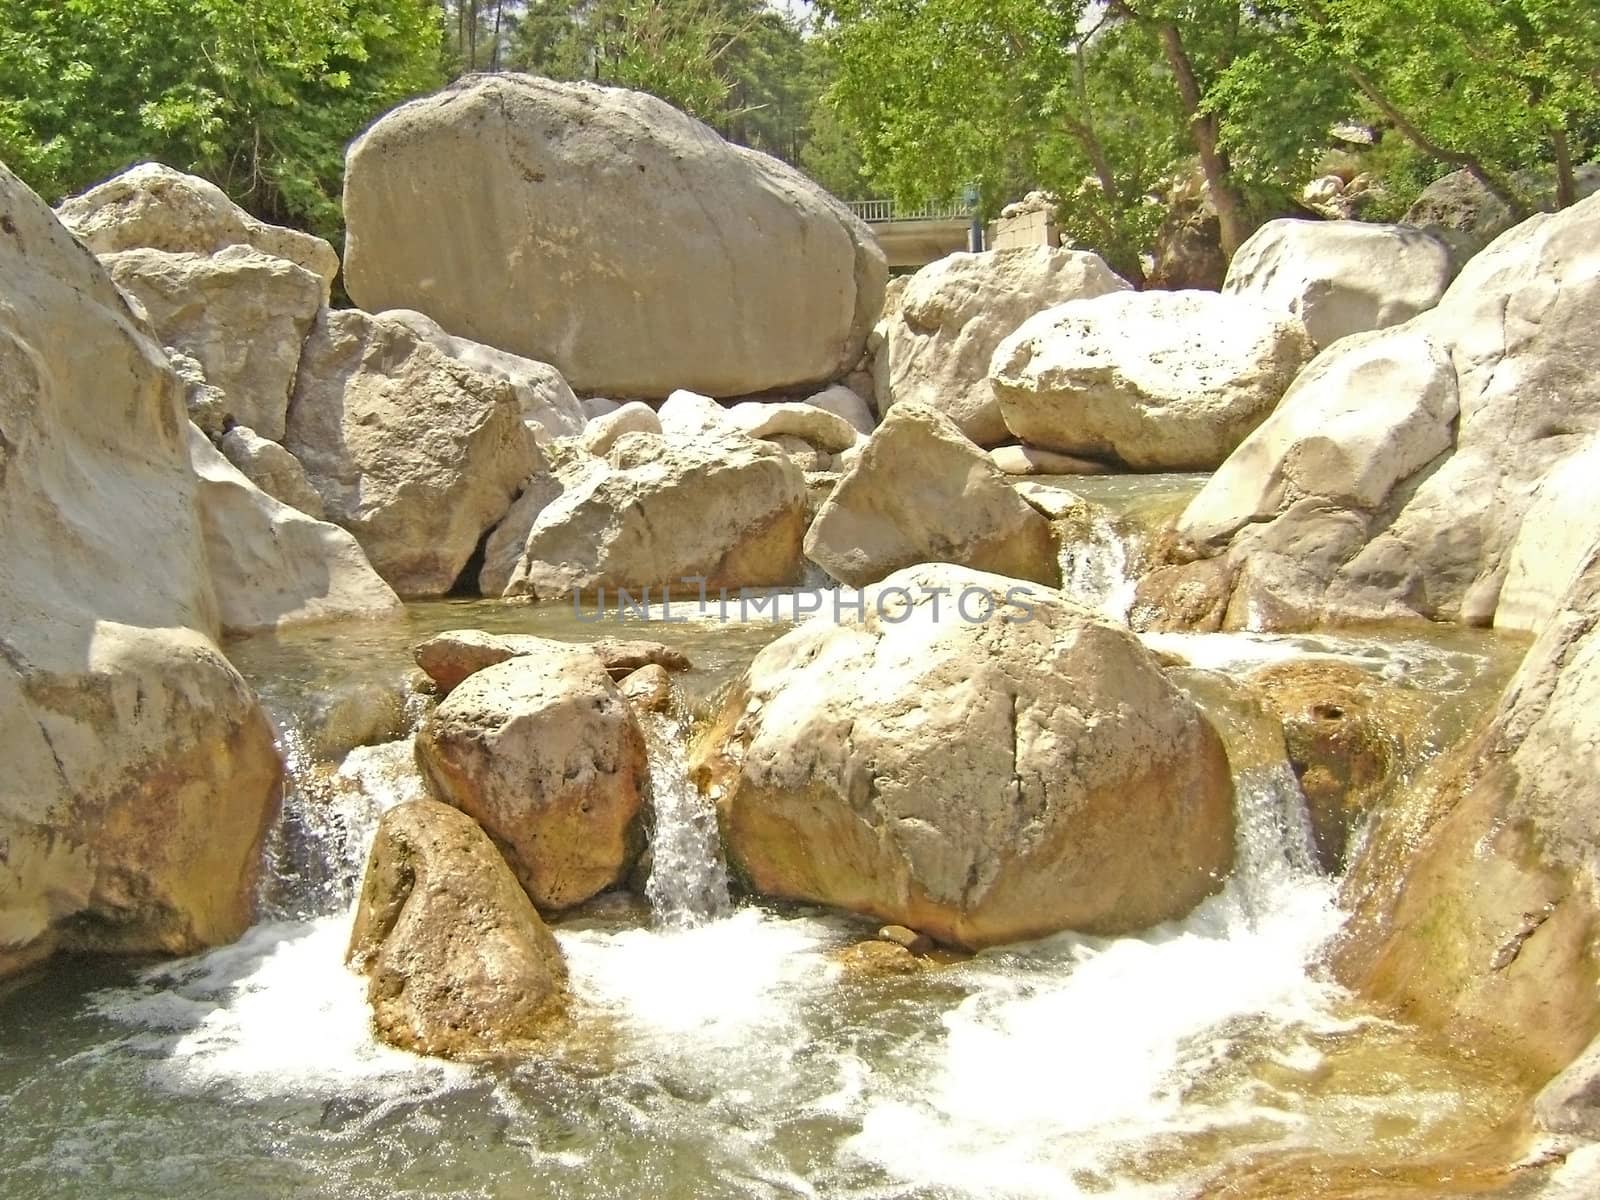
1553, 127, 1576, 210
1152, 20, 1252, 259
1343, 65, 1530, 221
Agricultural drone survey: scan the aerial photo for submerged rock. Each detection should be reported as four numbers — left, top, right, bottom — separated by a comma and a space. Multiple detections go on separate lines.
1245, 659, 1426, 872
1129, 559, 1235, 634
879, 246, 1130, 444
991, 290, 1314, 471
285, 308, 542, 597
343, 75, 886, 398
0, 163, 281, 977
693, 564, 1235, 949
833, 940, 932, 978
348, 799, 569, 1059
804, 403, 1059, 588
416, 646, 649, 909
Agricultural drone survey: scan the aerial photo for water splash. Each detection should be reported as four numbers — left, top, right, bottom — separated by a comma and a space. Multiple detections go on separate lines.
89, 918, 467, 1099
640, 711, 732, 928
845, 757, 1348, 1199
1059, 510, 1142, 622
258, 733, 428, 921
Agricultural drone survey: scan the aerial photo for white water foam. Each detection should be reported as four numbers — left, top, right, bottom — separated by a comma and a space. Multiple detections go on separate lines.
559, 908, 845, 1053
1141, 630, 1490, 695
260, 734, 429, 920
844, 766, 1351, 1199
75, 657, 1421, 1199
90, 917, 469, 1100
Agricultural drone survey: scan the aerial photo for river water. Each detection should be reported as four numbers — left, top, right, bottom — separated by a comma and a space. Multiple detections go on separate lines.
0, 590, 1541, 1200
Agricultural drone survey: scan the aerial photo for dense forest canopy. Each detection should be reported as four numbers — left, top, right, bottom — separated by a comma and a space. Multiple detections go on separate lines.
1, 0, 1595, 268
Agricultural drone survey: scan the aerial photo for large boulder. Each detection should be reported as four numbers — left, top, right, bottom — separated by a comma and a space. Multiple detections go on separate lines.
284, 308, 543, 597
1497, 440, 1600, 634
343, 75, 887, 398
187, 424, 403, 632
991, 290, 1314, 470
1222, 219, 1456, 349
1403, 169, 1518, 254
0, 163, 281, 977
1335, 539, 1600, 1080
415, 646, 649, 909
347, 799, 569, 1059
691, 565, 1236, 949
1402, 165, 1600, 259
1177, 328, 1459, 553
101, 245, 323, 440
879, 247, 1131, 444
1175, 193, 1600, 629
804, 403, 1059, 588
56, 162, 339, 297
484, 431, 807, 599
377, 308, 585, 444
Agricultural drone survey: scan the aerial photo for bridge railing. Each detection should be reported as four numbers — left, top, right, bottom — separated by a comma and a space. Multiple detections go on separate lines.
847, 198, 972, 224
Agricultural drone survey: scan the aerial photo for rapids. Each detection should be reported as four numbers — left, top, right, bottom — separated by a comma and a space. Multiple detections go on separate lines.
0, 589, 1536, 1199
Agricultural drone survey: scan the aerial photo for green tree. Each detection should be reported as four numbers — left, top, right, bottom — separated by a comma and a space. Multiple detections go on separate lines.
0, 0, 443, 238
817, 0, 1348, 270
505, 0, 787, 125
1285, 0, 1600, 213
501, 1, 859, 190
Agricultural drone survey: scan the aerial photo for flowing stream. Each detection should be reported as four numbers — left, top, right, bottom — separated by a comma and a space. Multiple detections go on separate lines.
641, 710, 733, 928
0, 587, 1538, 1200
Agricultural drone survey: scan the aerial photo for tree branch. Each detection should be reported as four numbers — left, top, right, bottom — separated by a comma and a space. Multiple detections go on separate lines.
1343, 63, 1531, 219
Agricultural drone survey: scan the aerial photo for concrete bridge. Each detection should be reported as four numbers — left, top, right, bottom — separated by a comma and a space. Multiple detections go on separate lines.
847, 199, 978, 270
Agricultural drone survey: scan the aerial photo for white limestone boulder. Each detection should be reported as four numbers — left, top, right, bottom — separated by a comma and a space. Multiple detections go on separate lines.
343, 75, 887, 398
991, 290, 1314, 470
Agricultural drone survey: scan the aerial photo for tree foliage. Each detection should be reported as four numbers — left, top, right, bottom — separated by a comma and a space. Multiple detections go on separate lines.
1283, 0, 1600, 212
498, 1, 820, 164
816, 0, 1600, 272
0, 0, 444, 238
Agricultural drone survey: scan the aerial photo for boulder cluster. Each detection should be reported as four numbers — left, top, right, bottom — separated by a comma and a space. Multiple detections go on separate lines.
8, 71, 1600, 1149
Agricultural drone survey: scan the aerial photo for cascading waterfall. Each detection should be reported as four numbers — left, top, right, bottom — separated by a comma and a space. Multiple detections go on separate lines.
640, 710, 733, 927
4, 613, 1525, 1200
257, 720, 428, 921
847, 750, 1348, 1198
1059, 510, 1142, 621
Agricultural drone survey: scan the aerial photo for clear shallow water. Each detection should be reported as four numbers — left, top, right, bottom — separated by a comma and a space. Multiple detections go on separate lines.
0, 600, 1537, 1200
